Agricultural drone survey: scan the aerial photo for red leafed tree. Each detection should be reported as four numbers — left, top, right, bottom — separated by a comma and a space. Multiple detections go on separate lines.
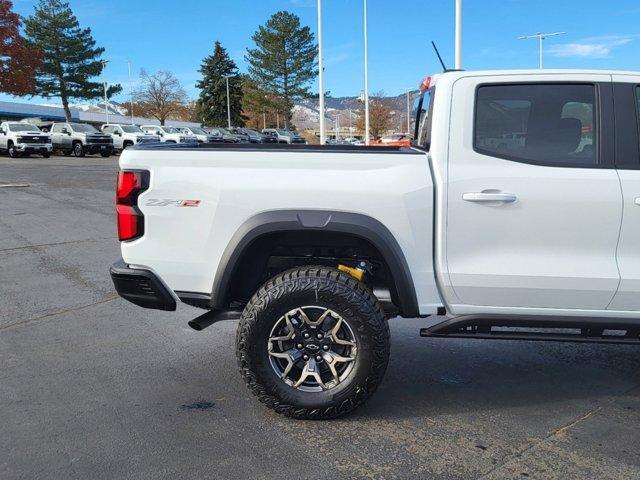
0, 0, 40, 95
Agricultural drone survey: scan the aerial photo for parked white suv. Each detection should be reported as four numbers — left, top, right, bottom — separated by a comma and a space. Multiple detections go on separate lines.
140, 125, 197, 144
0, 121, 52, 158
101, 124, 160, 150
112, 69, 640, 419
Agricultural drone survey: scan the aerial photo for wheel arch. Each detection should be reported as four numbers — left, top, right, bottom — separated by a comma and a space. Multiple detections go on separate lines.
210, 210, 419, 317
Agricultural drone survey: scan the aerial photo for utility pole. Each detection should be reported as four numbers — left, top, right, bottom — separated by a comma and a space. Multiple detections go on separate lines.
363, 0, 370, 145
518, 32, 565, 69
127, 60, 134, 124
263, 111, 266, 130
223, 74, 233, 128
317, 0, 326, 145
454, 0, 462, 69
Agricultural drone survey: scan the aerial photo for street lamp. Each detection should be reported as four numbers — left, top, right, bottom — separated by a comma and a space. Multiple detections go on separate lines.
363, 0, 370, 145
454, 0, 462, 69
405, 88, 412, 134
317, 0, 326, 145
222, 74, 234, 128
518, 31, 565, 69
126, 60, 134, 125
101, 60, 109, 125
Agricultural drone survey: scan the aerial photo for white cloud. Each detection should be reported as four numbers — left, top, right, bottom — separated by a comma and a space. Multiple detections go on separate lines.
548, 35, 633, 59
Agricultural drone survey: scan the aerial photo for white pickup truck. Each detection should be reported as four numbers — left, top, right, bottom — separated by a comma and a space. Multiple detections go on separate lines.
100, 124, 160, 151
110, 70, 640, 419
140, 125, 198, 144
0, 121, 52, 157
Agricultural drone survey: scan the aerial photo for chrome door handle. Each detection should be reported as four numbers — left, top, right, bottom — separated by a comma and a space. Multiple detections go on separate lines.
462, 191, 517, 203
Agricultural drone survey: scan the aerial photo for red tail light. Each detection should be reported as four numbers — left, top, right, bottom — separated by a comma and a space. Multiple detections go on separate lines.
116, 170, 149, 241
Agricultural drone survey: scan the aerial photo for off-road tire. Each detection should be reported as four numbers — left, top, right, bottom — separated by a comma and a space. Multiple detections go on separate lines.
42, 152, 50, 158
236, 266, 390, 420
100, 152, 111, 158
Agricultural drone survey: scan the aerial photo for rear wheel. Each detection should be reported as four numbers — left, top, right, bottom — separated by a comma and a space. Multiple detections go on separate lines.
42, 151, 50, 158
236, 266, 390, 419
100, 152, 111, 158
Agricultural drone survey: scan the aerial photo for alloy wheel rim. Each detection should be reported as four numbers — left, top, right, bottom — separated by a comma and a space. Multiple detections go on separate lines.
267, 306, 357, 392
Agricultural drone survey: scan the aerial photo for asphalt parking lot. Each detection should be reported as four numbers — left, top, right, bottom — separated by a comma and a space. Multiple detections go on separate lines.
1, 154, 639, 480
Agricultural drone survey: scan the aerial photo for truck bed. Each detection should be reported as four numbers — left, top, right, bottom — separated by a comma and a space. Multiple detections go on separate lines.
119, 143, 439, 315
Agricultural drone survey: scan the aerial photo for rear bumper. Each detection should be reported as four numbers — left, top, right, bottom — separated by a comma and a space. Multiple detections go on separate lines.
110, 259, 176, 311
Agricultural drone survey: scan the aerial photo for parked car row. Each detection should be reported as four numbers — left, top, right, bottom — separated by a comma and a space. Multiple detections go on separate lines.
0, 120, 308, 158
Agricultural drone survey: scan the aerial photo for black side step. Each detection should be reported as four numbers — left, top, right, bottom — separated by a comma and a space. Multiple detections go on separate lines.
420, 315, 640, 345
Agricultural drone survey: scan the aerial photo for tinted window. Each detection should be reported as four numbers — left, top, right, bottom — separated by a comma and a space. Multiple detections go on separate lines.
8, 123, 40, 132
474, 84, 597, 166
413, 88, 435, 150
69, 123, 98, 133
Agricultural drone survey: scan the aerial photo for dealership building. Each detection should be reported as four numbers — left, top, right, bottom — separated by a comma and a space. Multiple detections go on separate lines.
0, 100, 201, 128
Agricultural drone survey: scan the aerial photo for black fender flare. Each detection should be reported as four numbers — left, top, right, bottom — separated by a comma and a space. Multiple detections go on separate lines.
210, 210, 419, 317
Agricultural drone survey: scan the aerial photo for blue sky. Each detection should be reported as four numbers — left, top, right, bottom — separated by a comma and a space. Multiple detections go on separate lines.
4, 0, 640, 105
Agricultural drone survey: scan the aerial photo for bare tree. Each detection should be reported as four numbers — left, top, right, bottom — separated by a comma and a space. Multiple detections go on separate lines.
132, 70, 188, 125
356, 93, 393, 139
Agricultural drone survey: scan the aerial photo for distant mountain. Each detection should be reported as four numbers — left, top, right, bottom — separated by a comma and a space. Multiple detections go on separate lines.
292, 91, 419, 132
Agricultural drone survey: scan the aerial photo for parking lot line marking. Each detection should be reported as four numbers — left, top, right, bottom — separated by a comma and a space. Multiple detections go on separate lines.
0, 183, 30, 188
0, 295, 119, 332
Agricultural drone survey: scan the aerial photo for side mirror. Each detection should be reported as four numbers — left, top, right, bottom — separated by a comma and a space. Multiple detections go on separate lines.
115, 131, 121, 136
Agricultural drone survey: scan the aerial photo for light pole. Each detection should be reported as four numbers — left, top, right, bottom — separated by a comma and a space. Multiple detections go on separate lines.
126, 60, 134, 124
518, 32, 565, 69
363, 0, 370, 145
454, 0, 462, 69
406, 89, 411, 134
223, 74, 233, 128
317, 0, 326, 145
101, 60, 109, 125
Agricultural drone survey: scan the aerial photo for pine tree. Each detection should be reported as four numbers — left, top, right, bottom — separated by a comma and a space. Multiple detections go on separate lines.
0, 0, 41, 95
245, 11, 317, 127
24, 0, 121, 121
241, 74, 275, 129
195, 41, 244, 127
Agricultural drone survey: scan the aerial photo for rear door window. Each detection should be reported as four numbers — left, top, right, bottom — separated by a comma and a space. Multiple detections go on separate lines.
474, 84, 597, 167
